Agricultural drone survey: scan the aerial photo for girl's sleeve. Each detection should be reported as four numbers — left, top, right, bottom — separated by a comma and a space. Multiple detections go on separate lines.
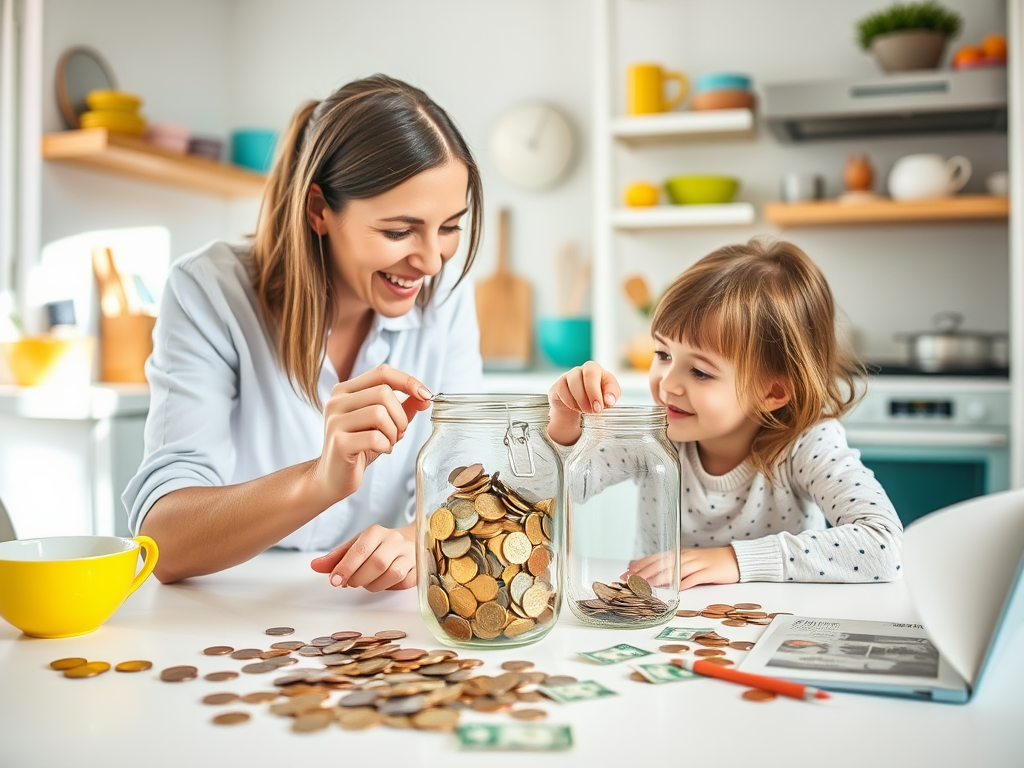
734, 420, 904, 583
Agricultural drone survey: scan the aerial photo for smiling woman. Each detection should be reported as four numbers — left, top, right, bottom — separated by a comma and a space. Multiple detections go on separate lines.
123, 75, 485, 591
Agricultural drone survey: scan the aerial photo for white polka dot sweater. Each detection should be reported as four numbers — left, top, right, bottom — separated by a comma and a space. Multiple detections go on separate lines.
679, 419, 903, 583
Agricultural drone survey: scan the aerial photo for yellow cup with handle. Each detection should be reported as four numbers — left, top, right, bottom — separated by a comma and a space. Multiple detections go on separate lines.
0, 535, 158, 638
627, 63, 689, 115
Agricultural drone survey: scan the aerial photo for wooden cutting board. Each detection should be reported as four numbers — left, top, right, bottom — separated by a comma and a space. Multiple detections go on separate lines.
476, 208, 532, 370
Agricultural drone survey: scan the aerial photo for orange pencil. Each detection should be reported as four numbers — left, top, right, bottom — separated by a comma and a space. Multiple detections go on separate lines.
673, 657, 831, 701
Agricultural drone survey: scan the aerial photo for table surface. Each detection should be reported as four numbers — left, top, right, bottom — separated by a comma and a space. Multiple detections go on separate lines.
2, 551, 1022, 768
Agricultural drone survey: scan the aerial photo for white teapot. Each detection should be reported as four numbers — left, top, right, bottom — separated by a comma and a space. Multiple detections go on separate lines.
888, 154, 971, 201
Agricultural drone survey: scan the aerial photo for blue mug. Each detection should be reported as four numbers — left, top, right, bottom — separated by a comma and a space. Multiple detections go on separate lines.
539, 317, 592, 369
231, 129, 278, 173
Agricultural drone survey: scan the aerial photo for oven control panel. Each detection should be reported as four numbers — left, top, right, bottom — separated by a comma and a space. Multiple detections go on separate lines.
843, 382, 1010, 429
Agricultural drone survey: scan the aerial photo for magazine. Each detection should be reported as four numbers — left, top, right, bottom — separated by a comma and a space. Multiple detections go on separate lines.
738, 488, 1024, 703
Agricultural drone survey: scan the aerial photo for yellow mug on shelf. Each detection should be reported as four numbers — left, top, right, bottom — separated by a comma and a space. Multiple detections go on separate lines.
627, 63, 689, 115
0, 535, 159, 638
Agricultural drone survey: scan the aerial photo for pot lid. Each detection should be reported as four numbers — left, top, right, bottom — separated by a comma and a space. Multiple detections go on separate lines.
898, 311, 1007, 340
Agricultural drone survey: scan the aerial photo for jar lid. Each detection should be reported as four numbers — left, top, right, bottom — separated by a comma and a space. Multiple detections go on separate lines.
430, 393, 550, 423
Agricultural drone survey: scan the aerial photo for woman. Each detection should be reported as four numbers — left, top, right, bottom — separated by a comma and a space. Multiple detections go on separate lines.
124, 75, 484, 591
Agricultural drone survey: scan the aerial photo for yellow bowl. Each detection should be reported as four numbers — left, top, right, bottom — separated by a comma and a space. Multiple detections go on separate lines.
85, 89, 143, 113
0, 536, 158, 638
0, 337, 93, 387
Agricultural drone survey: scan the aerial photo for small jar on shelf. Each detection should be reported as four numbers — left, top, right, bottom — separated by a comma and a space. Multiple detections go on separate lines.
564, 405, 680, 629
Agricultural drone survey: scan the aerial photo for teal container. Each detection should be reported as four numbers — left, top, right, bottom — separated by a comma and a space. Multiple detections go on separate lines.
231, 129, 278, 173
539, 317, 592, 368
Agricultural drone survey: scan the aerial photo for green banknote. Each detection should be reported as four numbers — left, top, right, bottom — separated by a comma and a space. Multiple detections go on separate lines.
632, 663, 699, 684
577, 643, 653, 665
456, 723, 573, 751
654, 626, 715, 640
537, 680, 618, 703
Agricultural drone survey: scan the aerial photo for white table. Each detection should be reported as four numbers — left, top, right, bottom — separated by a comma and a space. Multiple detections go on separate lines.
2, 551, 1022, 768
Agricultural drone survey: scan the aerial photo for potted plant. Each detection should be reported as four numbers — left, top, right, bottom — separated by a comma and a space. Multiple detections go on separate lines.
857, 1, 963, 72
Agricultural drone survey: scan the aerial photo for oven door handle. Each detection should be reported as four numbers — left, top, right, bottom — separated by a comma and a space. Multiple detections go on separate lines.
845, 428, 1009, 448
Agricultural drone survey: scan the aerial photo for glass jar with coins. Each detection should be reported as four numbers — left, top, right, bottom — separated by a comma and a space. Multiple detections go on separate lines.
563, 405, 680, 629
416, 394, 563, 649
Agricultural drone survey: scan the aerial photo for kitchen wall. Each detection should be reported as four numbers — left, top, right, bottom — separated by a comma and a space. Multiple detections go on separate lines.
35, 0, 1009, 366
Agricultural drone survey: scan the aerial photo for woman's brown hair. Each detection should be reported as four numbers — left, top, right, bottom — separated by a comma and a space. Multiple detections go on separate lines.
252, 74, 483, 408
650, 237, 864, 479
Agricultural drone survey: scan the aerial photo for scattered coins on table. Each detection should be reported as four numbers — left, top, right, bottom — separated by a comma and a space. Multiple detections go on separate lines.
424, 463, 558, 643
575, 575, 670, 623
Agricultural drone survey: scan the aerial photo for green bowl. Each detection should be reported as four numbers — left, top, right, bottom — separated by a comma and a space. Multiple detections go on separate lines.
664, 175, 739, 205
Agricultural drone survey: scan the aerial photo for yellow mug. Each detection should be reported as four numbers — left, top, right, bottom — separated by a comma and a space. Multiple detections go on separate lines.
0, 535, 159, 638
627, 63, 689, 115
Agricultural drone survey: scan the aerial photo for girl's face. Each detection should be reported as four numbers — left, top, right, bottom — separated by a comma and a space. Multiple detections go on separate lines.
310, 161, 470, 318
648, 332, 761, 450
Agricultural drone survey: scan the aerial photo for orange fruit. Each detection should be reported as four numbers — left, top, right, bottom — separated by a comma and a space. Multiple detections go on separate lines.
624, 182, 659, 207
982, 34, 1007, 59
953, 45, 984, 67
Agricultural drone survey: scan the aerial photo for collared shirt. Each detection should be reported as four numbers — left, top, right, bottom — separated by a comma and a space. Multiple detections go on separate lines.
123, 241, 483, 550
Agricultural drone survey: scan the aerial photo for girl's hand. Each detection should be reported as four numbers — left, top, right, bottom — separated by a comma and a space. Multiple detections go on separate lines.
547, 361, 621, 446
625, 546, 740, 591
310, 364, 432, 505
310, 522, 417, 592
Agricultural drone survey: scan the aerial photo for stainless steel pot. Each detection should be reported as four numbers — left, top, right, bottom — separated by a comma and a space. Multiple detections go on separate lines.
895, 312, 1007, 372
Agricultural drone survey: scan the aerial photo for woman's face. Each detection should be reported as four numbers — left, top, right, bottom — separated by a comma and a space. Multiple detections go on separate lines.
311, 160, 470, 318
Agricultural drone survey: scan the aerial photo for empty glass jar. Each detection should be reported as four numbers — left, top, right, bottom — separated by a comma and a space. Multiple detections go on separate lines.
416, 394, 563, 649
563, 405, 680, 628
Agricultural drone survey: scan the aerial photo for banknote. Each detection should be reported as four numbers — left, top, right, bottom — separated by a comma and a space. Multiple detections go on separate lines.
632, 663, 699, 684
456, 723, 573, 751
577, 643, 653, 665
537, 680, 618, 703
654, 626, 715, 641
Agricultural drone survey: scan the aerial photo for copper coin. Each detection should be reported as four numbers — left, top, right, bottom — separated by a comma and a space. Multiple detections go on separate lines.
241, 691, 279, 704
161, 665, 198, 682
701, 656, 735, 666
375, 630, 407, 640
229, 648, 262, 660
330, 631, 362, 641
202, 692, 240, 705
64, 662, 110, 679
659, 644, 690, 654
309, 636, 335, 646
115, 660, 153, 672
501, 660, 535, 671
542, 675, 577, 686
742, 689, 777, 702
675, 610, 701, 618
694, 648, 726, 658
270, 641, 305, 651
510, 708, 547, 721
629, 671, 649, 683
212, 711, 250, 725
722, 619, 748, 627
203, 646, 234, 656
391, 648, 427, 662
50, 657, 87, 670
729, 641, 756, 651
241, 661, 277, 674
265, 627, 295, 636
204, 671, 239, 682
734, 603, 762, 610
259, 649, 292, 659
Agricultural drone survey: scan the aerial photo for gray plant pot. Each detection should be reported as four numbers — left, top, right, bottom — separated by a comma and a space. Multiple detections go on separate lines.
870, 30, 948, 72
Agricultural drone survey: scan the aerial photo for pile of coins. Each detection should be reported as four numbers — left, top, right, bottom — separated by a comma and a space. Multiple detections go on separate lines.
575, 575, 670, 623
424, 463, 557, 643
49, 657, 153, 677
674, 602, 790, 627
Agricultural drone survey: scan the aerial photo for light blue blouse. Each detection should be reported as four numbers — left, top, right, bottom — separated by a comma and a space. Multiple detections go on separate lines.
123, 241, 483, 550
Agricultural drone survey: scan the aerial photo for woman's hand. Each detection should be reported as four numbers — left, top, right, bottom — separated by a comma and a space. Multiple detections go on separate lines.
547, 361, 621, 446
309, 364, 433, 506
625, 546, 740, 591
310, 522, 417, 592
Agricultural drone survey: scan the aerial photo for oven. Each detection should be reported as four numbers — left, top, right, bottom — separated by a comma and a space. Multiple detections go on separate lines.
841, 373, 1011, 528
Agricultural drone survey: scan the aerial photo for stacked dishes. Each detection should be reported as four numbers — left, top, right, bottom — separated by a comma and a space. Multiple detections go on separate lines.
146, 123, 190, 154
80, 90, 146, 135
690, 72, 754, 111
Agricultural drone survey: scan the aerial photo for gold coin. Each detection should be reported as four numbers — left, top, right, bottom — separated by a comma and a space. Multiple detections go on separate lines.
451, 463, 484, 488
448, 585, 478, 618
64, 662, 111, 679
115, 660, 152, 672
694, 648, 726, 657
627, 574, 653, 598
527, 545, 552, 576
160, 665, 199, 682
202, 692, 240, 705
524, 514, 545, 545
50, 657, 87, 670
474, 493, 506, 521
659, 644, 689, 654
337, 706, 383, 730
212, 711, 250, 725
427, 584, 450, 618
504, 618, 535, 638
742, 689, 777, 702
204, 671, 239, 682
467, 574, 498, 602
475, 601, 508, 635
241, 691, 279, 704
429, 507, 456, 541
292, 710, 334, 733
510, 708, 547, 721
449, 555, 478, 584
440, 615, 473, 642
521, 585, 550, 618
411, 706, 459, 731
501, 660, 535, 671
502, 532, 532, 565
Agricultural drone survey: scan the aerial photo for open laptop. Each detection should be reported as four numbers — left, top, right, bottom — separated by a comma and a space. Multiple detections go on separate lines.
739, 488, 1024, 703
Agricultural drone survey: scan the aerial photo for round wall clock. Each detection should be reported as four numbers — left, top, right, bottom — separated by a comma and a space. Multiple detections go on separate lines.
489, 102, 575, 190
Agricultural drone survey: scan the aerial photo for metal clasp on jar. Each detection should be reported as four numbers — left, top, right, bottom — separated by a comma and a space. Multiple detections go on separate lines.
504, 419, 535, 478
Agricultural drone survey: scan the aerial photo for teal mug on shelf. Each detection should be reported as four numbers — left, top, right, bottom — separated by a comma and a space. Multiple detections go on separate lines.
539, 317, 592, 368
231, 129, 278, 173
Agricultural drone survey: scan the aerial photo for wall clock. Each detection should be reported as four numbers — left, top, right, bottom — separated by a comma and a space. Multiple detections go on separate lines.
489, 102, 575, 190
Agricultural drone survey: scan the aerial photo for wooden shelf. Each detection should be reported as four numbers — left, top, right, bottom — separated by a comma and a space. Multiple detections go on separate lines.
612, 109, 755, 145
613, 203, 756, 229
764, 195, 1009, 227
41, 129, 265, 198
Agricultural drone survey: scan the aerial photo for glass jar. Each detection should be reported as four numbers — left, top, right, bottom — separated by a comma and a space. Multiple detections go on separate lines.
416, 394, 563, 649
564, 405, 680, 628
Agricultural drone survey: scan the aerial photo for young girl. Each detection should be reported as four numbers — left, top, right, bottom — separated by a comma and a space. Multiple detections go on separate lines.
547, 237, 902, 590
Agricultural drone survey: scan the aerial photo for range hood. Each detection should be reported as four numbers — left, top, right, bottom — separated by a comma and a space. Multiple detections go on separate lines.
763, 68, 1007, 142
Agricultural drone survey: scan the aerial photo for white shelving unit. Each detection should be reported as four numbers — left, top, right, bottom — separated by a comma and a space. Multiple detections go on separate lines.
611, 109, 755, 145
612, 203, 756, 230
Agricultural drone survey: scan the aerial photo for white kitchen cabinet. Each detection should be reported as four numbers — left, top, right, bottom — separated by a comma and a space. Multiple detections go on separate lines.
0, 384, 147, 539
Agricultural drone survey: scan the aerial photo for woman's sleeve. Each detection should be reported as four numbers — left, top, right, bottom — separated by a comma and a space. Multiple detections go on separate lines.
733, 420, 904, 583
122, 259, 240, 534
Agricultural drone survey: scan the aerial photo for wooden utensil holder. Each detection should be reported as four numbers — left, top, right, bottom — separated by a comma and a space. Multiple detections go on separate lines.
100, 314, 155, 383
